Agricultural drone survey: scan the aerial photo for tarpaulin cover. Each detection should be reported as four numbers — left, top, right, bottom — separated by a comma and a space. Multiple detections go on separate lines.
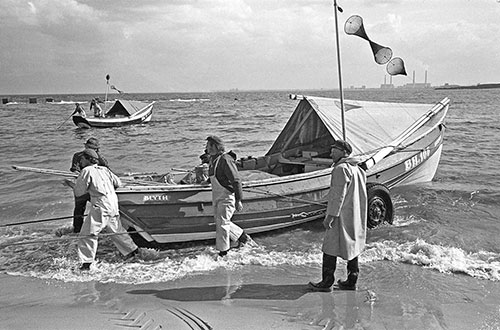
266, 96, 436, 158
105, 100, 150, 117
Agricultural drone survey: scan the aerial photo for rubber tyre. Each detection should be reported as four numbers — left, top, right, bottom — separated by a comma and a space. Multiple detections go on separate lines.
366, 183, 393, 228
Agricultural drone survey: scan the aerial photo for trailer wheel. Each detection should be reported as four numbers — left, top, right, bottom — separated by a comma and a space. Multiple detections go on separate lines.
366, 183, 393, 228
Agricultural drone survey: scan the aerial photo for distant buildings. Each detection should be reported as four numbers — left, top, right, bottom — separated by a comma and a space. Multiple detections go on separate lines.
380, 70, 432, 89
380, 75, 394, 89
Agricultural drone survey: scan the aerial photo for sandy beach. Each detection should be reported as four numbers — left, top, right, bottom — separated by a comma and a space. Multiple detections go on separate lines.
2, 259, 500, 330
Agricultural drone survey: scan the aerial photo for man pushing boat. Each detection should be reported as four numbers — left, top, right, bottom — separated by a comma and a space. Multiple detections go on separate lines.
73, 149, 139, 270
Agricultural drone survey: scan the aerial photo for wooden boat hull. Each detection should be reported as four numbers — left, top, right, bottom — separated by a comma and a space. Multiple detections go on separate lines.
72, 101, 154, 128
118, 116, 447, 245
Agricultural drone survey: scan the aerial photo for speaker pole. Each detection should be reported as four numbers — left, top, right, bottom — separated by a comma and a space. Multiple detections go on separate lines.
333, 0, 346, 140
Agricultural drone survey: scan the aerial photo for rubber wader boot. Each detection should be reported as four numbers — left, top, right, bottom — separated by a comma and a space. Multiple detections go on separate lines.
238, 231, 250, 245
79, 263, 91, 271
308, 253, 337, 292
337, 257, 359, 290
73, 193, 90, 233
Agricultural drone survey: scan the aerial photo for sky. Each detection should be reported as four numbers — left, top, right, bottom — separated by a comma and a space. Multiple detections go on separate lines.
1, 0, 499, 94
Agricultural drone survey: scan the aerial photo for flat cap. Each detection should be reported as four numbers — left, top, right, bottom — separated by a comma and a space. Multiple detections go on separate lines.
331, 139, 353, 155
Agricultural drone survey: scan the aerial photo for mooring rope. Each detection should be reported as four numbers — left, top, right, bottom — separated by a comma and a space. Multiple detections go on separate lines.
0, 229, 149, 249
0, 215, 81, 228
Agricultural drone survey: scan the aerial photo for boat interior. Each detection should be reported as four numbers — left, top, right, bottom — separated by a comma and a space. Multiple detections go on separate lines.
236, 135, 335, 177
126, 138, 335, 186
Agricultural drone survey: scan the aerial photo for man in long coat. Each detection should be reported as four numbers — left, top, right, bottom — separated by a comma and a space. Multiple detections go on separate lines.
308, 139, 367, 291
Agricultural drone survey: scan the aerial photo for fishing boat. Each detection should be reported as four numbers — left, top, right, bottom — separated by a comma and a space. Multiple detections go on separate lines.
72, 100, 155, 128
116, 95, 450, 247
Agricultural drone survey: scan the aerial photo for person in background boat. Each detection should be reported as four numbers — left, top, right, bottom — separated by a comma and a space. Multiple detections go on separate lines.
74, 148, 139, 270
68, 138, 109, 233
205, 135, 251, 257
90, 97, 104, 117
71, 103, 86, 118
308, 139, 367, 291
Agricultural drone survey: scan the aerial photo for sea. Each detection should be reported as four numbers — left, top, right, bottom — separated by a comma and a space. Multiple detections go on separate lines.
0, 88, 499, 328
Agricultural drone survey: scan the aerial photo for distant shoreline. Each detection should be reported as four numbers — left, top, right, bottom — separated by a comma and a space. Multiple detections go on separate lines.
434, 83, 500, 90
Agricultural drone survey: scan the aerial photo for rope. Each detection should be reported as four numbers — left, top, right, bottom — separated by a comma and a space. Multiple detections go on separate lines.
0, 230, 148, 249
243, 187, 327, 206
291, 209, 326, 219
0, 215, 81, 228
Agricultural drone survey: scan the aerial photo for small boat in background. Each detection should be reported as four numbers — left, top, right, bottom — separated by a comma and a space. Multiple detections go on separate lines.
72, 100, 155, 128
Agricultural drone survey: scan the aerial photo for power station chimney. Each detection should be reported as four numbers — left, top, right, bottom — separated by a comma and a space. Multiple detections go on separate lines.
425, 70, 428, 84
412, 71, 416, 85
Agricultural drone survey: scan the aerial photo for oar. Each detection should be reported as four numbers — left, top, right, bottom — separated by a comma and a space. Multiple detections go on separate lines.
56, 112, 74, 129
361, 98, 449, 170
12, 165, 77, 178
12, 165, 165, 185
171, 168, 192, 173
0, 215, 77, 228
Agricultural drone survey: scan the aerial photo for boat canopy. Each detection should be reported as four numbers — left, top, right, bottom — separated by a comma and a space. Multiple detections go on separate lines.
266, 96, 436, 158
105, 100, 149, 117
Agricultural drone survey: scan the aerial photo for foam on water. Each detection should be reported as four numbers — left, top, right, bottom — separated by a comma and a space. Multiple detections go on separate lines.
2, 231, 499, 284
169, 98, 211, 102
363, 239, 500, 281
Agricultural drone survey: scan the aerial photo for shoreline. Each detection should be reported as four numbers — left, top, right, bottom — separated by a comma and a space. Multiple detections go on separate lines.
2, 260, 500, 330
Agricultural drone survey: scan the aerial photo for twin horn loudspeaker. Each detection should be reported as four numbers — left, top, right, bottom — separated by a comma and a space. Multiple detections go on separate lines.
344, 15, 407, 76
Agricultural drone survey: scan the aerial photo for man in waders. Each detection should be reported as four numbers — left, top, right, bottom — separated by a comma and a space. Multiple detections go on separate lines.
69, 138, 109, 233
308, 139, 367, 291
74, 149, 139, 270
205, 136, 251, 257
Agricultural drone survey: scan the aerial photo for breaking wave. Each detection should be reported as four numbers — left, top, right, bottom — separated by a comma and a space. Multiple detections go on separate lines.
1, 233, 499, 284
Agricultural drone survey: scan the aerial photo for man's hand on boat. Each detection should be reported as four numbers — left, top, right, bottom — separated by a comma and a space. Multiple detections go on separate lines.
62, 178, 76, 189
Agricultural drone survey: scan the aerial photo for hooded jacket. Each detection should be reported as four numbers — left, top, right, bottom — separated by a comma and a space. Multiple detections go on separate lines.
322, 157, 368, 260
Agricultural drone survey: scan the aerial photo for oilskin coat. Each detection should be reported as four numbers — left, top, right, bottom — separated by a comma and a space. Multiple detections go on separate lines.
322, 157, 367, 260
74, 164, 137, 263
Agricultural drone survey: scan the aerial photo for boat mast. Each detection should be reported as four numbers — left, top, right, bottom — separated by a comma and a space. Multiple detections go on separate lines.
104, 74, 110, 113
333, 0, 346, 140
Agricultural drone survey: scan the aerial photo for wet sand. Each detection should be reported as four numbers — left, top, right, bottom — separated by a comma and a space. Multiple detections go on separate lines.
2, 261, 500, 330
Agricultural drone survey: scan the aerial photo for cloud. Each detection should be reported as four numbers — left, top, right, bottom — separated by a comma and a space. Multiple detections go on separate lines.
0, 0, 499, 93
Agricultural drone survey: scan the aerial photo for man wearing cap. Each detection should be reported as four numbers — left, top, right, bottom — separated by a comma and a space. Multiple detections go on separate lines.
90, 98, 104, 117
69, 138, 109, 233
205, 135, 251, 257
308, 139, 367, 291
71, 103, 86, 118
74, 149, 139, 270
